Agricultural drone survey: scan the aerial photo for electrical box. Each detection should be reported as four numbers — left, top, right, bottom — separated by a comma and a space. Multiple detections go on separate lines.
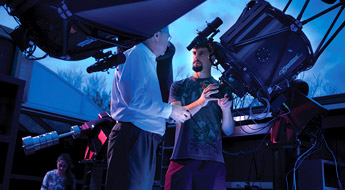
298, 159, 345, 190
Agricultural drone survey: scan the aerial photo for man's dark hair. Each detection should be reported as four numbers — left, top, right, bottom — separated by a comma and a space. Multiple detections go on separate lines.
192, 38, 212, 52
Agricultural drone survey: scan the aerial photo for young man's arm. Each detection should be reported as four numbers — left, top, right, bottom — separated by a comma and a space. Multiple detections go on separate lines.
218, 96, 235, 136
182, 83, 219, 115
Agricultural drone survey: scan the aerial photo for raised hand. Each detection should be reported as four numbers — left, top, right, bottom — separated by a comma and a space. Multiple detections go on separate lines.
218, 94, 232, 111
197, 83, 219, 107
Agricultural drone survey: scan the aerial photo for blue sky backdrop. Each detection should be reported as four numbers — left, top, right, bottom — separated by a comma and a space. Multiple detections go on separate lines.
1, 0, 344, 96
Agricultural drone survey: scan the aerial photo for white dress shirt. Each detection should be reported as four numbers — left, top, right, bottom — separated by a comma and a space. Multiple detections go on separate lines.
110, 43, 172, 135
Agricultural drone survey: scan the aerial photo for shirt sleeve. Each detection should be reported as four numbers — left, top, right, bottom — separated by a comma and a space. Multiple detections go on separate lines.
40, 172, 49, 190
117, 48, 172, 119
168, 80, 183, 104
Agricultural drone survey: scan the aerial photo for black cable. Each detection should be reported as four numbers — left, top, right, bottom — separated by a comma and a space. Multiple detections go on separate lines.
252, 153, 259, 180
222, 119, 275, 156
25, 53, 49, 60
247, 153, 254, 183
321, 132, 344, 189
285, 138, 320, 190
187, 110, 204, 133
247, 152, 260, 183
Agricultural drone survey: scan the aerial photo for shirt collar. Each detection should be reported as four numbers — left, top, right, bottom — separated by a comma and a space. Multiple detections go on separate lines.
191, 76, 213, 81
137, 43, 156, 61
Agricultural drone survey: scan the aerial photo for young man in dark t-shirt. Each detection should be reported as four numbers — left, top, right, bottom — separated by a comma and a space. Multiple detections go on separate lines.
164, 40, 235, 190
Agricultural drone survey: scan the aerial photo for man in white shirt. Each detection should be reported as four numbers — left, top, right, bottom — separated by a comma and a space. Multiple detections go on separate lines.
105, 26, 190, 190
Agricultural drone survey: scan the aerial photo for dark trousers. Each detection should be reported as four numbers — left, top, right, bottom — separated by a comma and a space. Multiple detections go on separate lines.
105, 122, 162, 190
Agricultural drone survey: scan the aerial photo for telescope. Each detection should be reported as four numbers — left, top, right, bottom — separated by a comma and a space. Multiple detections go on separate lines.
1, 0, 205, 61
86, 51, 126, 73
22, 112, 115, 160
187, 0, 344, 106
186, 1, 343, 189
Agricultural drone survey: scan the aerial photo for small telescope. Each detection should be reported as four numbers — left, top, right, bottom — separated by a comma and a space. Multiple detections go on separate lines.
22, 112, 115, 156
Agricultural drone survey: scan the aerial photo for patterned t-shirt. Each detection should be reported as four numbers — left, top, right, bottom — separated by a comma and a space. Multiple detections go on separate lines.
41, 169, 76, 190
169, 76, 224, 163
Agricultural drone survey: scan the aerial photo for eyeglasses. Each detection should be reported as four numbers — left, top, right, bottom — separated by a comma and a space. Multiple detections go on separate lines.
160, 30, 172, 42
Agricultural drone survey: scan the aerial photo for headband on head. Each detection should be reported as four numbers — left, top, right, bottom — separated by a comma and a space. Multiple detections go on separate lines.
192, 37, 212, 52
